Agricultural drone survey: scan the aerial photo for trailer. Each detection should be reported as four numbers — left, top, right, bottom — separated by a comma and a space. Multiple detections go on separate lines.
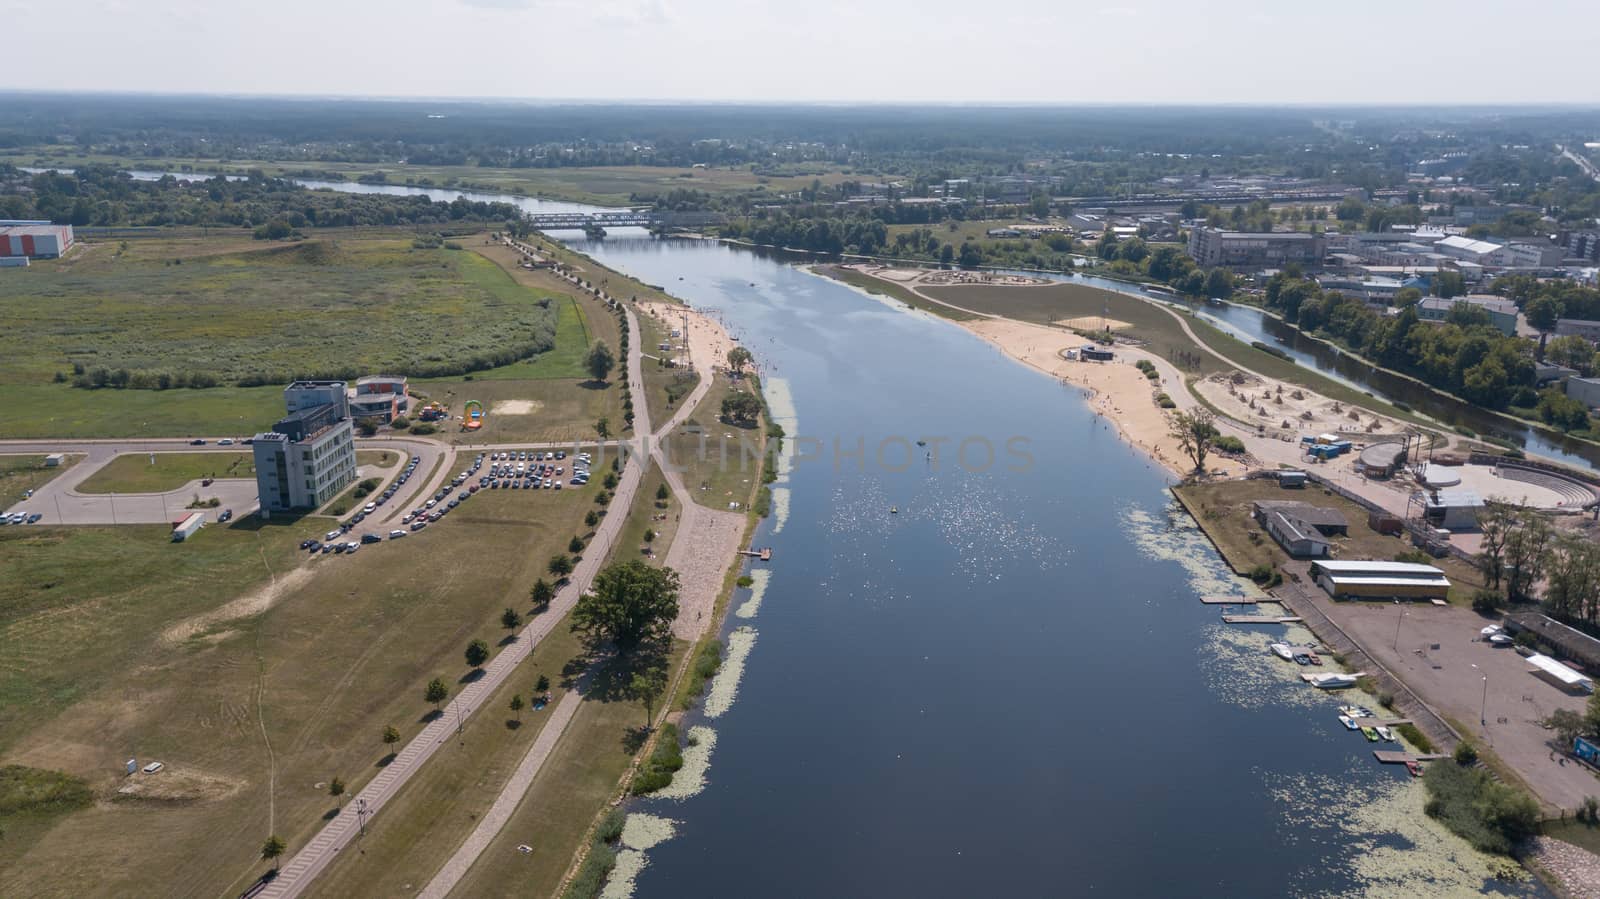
171, 512, 206, 542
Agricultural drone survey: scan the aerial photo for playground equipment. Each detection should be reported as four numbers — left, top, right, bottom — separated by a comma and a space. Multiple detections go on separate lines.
418, 401, 448, 422
463, 399, 484, 431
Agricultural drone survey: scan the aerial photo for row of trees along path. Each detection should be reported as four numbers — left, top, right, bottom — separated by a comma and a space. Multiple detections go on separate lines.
257, 283, 675, 898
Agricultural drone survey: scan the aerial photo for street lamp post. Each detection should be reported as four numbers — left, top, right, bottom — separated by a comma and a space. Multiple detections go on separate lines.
356, 797, 368, 837
1481, 674, 1489, 727
1393, 607, 1407, 652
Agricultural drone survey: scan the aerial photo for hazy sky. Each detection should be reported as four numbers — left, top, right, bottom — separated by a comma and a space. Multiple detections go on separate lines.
5, 0, 1598, 104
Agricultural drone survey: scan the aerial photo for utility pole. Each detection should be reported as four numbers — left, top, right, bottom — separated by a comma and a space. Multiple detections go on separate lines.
356, 797, 368, 837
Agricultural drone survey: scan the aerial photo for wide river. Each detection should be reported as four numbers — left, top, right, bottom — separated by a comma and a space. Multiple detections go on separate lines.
93, 172, 1549, 895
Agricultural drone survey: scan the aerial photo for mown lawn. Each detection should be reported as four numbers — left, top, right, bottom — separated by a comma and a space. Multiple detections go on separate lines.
75, 452, 255, 494
665, 372, 765, 511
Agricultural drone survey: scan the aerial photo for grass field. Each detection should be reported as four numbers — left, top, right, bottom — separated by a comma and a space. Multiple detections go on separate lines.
666, 372, 765, 510
606, 462, 680, 569
2, 151, 856, 207
819, 265, 974, 321
3, 383, 285, 440
1173, 479, 1485, 604
307, 612, 590, 899
75, 451, 256, 494
0, 479, 604, 897
636, 305, 701, 427
0, 455, 75, 508
0, 238, 562, 387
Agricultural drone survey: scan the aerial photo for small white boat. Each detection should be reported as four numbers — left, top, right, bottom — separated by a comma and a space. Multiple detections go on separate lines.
1377, 726, 1396, 743
1270, 642, 1295, 661
1305, 672, 1359, 689
1339, 715, 1358, 731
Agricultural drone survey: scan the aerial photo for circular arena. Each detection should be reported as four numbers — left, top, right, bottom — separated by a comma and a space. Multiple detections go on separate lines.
1441, 461, 1600, 511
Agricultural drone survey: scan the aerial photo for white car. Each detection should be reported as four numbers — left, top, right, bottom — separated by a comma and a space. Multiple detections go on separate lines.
218, 438, 234, 445
389, 529, 407, 539
325, 529, 342, 542
363, 503, 377, 514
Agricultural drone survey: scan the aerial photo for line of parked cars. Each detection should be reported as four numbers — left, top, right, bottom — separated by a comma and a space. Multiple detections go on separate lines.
1, 512, 43, 525
478, 449, 591, 492
302, 455, 423, 555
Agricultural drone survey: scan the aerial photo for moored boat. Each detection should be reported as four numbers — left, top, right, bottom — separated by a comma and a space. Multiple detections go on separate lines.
1339, 715, 1358, 731
1361, 726, 1380, 742
1270, 642, 1295, 661
1377, 726, 1396, 742
1305, 672, 1359, 689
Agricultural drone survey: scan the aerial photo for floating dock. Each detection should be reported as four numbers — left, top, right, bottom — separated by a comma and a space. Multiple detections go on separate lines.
1222, 615, 1303, 624
739, 547, 773, 561
1201, 596, 1265, 605
1373, 751, 1449, 764
1358, 718, 1413, 728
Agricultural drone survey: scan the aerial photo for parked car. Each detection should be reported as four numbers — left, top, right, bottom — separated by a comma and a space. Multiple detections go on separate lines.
26, 513, 41, 524
218, 509, 233, 523
361, 533, 382, 544
218, 438, 234, 445
189, 439, 206, 445
363, 502, 377, 514
325, 529, 342, 542
389, 529, 407, 539
411, 520, 427, 531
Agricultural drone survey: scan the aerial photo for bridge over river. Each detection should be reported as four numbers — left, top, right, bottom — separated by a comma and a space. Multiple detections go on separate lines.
524, 209, 726, 231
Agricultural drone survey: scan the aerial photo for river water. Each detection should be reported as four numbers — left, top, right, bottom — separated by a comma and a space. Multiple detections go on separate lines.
43, 168, 1553, 894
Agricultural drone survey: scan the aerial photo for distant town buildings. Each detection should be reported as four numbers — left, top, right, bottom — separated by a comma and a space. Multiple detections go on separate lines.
253, 381, 358, 513
1416, 295, 1520, 336
1186, 227, 1324, 269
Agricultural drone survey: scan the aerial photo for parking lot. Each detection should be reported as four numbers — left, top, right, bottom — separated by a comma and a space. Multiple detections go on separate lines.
297, 449, 596, 556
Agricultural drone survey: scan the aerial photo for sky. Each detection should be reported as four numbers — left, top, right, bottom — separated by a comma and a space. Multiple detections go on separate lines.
4, 0, 1599, 105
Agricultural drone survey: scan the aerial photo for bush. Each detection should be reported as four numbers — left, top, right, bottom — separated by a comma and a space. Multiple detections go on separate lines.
1393, 549, 1433, 565
391, 415, 411, 430
594, 808, 626, 844
1423, 756, 1539, 854
681, 639, 723, 707
411, 422, 437, 435
630, 722, 684, 795
1472, 589, 1505, 615
1248, 563, 1274, 584
561, 843, 616, 899
1156, 393, 1177, 409
1212, 435, 1246, 454
1250, 341, 1293, 362
1454, 742, 1479, 766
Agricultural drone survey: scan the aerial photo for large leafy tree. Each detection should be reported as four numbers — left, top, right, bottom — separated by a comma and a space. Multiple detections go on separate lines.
586, 340, 616, 383
1168, 408, 1218, 474
572, 560, 681, 653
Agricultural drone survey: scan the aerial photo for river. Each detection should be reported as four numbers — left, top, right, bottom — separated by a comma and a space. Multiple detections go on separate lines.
43, 169, 1554, 894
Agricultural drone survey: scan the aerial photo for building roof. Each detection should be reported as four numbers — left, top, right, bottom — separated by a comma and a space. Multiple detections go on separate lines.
1311, 559, 1445, 576
1426, 489, 1484, 508
1254, 500, 1347, 529
356, 374, 407, 386
1210, 230, 1318, 240
1418, 296, 1518, 315
1506, 610, 1600, 667
0, 224, 70, 237
1527, 653, 1593, 688
1436, 235, 1504, 255
1266, 511, 1331, 547
1323, 574, 1453, 589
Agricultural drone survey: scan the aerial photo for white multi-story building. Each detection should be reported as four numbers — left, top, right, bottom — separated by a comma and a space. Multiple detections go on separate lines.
254, 382, 357, 512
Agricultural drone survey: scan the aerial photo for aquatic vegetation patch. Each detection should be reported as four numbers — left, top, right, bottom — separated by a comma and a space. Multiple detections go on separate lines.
652, 725, 717, 801
769, 486, 791, 533
1264, 765, 1534, 898
1122, 501, 1260, 599
620, 812, 679, 850
599, 849, 646, 899
736, 568, 770, 619
704, 626, 756, 718
632, 723, 684, 795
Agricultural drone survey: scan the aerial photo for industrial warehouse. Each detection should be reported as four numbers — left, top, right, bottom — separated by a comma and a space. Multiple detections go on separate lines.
1309, 559, 1452, 601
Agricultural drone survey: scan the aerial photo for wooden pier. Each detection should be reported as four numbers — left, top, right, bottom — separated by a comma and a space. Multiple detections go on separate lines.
1200, 595, 1266, 605
1222, 615, 1303, 624
1357, 718, 1413, 728
739, 547, 773, 561
1373, 751, 1449, 764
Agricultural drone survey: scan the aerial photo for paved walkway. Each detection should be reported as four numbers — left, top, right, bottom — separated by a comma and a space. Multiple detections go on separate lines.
414, 687, 584, 899
258, 342, 653, 899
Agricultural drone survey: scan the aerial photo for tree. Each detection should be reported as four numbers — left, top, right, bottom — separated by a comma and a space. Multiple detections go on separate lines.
1526, 295, 1563, 354
1546, 708, 1585, 747
594, 417, 610, 440
1587, 690, 1600, 741
656, 483, 670, 502
329, 777, 346, 809
644, 528, 656, 544
1454, 742, 1479, 766
569, 535, 585, 554
1476, 505, 1515, 591
1168, 408, 1218, 474
571, 560, 681, 653
502, 607, 523, 631
536, 673, 550, 694
530, 578, 555, 608
721, 391, 763, 424
509, 693, 524, 722
1204, 268, 1233, 300
1547, 334, 1595, 375
424, 677, 449, 712
586, 509, 600, 527
548, 554, 573, 581
603, 471, 619, 490
726, 346, 753, 375
465, 638, 490, 670
629, 665, 668, 729
355, 417, 381, 437
585, 340, 616, 383
261, 835, 286, 870
382, 725, 400, 748
1504, 514, 1554, 603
